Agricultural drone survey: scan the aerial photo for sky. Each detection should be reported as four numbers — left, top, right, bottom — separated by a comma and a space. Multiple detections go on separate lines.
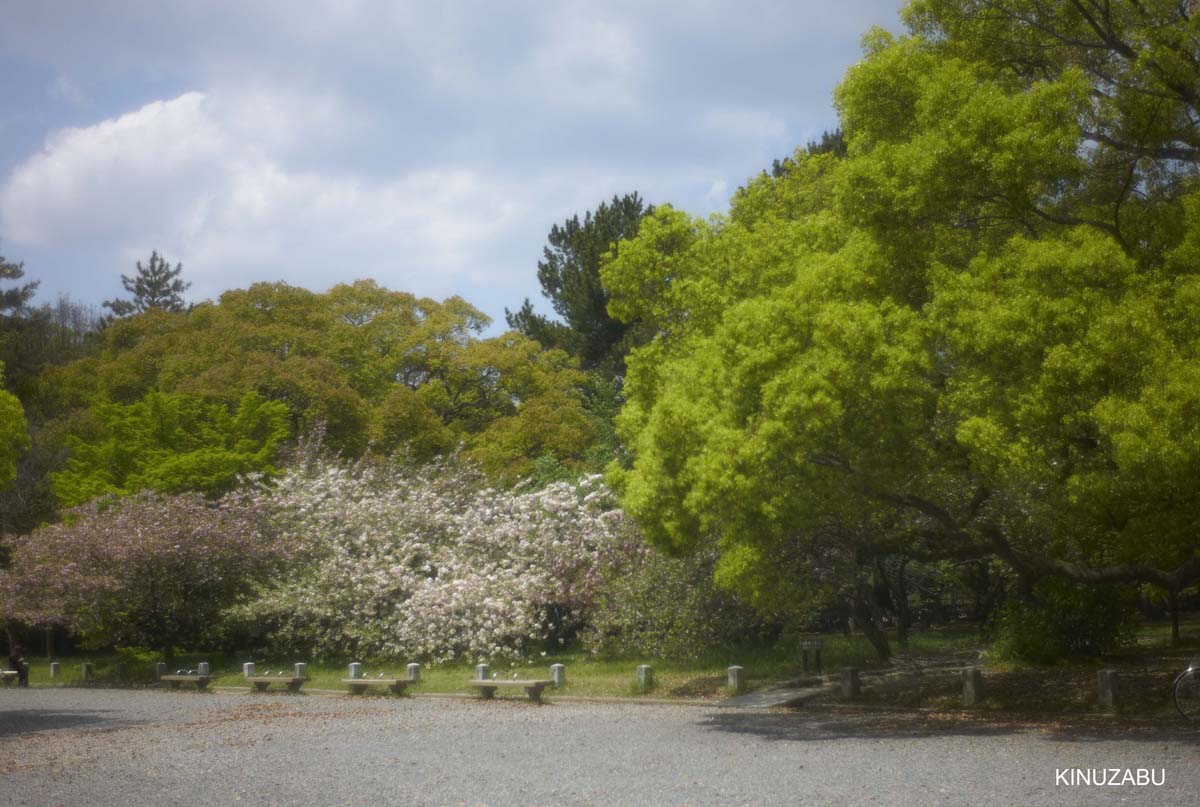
0, 0, 904, 332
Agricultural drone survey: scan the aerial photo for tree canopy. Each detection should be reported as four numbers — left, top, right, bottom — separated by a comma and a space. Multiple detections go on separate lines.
604, 0, 1200, 657
44, 279, 593, 493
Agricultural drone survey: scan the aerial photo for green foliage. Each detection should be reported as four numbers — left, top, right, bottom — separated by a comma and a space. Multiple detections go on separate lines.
604, 1, 1200, 663
507, 192, 651, 376
991, 580, 1135, 664
51, 391, 289, 506
580, 544, 769, 661
0, 362, 28, 490
46, 279, 594, 491
103, 251, 190, 317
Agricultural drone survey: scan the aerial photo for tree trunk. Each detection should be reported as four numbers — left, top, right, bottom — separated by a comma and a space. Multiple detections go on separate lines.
1169, 588, 1181, 646
851, 589, 891, 663
894, 560, 911, 651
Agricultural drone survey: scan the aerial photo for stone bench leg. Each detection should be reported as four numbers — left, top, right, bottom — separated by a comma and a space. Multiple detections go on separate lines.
254, 681, 270, 692
349, 684, 367, 695
525, 686, 543, 704
287, 681, 303, 692
196, 680, 209, 691
388, 683, 406, 695
170, 680, 181, 689
479, 686, 496, 700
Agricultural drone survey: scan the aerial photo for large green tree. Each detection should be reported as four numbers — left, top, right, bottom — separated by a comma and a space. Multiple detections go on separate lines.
47, 280, 594, 495
605, 0, 1200, 659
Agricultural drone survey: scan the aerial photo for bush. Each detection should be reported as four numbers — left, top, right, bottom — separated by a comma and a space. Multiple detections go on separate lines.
580, 543, 770, 661
991, 579, 1135, 664
230, 453, 641, 663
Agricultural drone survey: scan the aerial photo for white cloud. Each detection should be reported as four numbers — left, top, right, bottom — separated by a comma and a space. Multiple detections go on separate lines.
0, 91, 542, 305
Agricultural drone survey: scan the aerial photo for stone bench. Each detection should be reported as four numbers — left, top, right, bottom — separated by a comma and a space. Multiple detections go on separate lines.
1, 670, 18, 685
160, 674, 214, 690
342, 678, 409, 695
468, 679, 552, 703
246, 676, 308, 692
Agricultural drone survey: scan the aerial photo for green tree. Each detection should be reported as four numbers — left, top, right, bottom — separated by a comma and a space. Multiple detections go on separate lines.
0, 255, 37, 316
51, 391, 290, 506
45, 280, 595, 491
103, 251, 190, 316
605, 2, 1200, 660
0, 362, 28, 490
506, 192, 652, 376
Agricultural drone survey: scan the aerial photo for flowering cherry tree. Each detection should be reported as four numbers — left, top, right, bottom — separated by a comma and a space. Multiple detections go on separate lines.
237, 454, 640, 662
0, 492, 284, 659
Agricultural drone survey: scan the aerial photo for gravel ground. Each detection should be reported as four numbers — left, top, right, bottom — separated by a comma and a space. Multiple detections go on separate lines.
2, 687, 1198, 806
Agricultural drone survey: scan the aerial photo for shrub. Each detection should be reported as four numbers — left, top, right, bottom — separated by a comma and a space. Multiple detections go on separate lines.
580, 543, 769, 661
0, 491, 284, 658
232, 454, 641, 663
990, 579, 1135, 664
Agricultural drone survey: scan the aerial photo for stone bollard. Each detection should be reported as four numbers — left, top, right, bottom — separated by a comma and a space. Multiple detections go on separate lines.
114, 662, 127, 679
50, 662, 60, 680
243, 662, 256, 679
727, 666, 746, 694
550, 664, 566, 687
197, 662, 210, 676
637, 665, 654, 693
155, 662, 166, 680
476, 664, 490, 681
840, 667, 860, 700
81, 662, 92, 682
407, 663, 421, 683
1098, 669, 1119, 710
294, 662, 306, 679
348, 662, 363, 680
962, 667, 984, 707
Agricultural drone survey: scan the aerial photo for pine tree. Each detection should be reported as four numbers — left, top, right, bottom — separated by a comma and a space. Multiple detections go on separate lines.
103, 251, 190, 316
0, 255, 38, 316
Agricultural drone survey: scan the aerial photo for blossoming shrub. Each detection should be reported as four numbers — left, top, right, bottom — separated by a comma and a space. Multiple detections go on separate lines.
0, 491, 282, 657
234, 454, 642, 662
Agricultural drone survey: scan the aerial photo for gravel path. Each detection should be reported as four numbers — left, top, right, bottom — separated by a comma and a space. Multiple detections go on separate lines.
2, 688, 1197, 806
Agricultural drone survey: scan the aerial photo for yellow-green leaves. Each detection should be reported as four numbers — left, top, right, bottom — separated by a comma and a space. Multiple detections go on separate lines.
0, 361, 29, 488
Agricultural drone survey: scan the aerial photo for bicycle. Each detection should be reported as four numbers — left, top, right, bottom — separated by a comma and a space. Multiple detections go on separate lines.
1173, 656, 1200, 719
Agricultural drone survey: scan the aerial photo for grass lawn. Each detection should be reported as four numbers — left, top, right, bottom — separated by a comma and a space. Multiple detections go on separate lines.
16, 632, 900, 700
13, 618, 1196, 716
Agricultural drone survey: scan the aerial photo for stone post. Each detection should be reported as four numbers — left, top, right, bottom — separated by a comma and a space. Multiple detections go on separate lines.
476, 663, 490, 681
197, 662, 210, 676
1098, 669, 1118, 710
550, 664, 566, 687
243, 662, 256, 678
155, 662, 166, 679
348, 662, 363, 680
840, 667, 860, 700
637, 665, 654, 693
50, 662, 60, 680
81, 662, 92, 682
962, 667, 984, 707
727, 665, 746, 693
407, 663, 421, 683
294, 662, 307, 679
